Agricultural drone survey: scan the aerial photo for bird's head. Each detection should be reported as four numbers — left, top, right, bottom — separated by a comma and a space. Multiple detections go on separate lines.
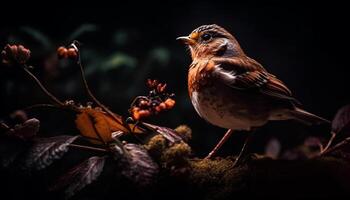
177, 24, 245, 60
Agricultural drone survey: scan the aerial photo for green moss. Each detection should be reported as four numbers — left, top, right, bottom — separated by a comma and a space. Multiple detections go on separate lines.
144, 134, 167, 162
161, 142, 191, 167
188, 157, 248, 200
174, 125, 192, 142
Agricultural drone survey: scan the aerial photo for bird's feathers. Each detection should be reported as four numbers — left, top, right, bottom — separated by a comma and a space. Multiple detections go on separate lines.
288, 107, 330, 125
211, 56, 300, 105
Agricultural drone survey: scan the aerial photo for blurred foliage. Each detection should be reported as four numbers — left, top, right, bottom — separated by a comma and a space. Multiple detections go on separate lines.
0, 24, 178, 116
68, 24, 98, 41
19, 27, 53, 51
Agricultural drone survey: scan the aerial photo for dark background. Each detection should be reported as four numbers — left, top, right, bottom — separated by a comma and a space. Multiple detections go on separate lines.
1, 1, 349, 156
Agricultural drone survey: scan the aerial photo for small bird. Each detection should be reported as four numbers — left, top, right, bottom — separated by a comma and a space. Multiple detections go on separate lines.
177, 24, 329, 160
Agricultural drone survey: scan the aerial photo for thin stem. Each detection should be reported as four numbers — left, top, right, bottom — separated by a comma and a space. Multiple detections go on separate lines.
318, 142, 324, 152
24, 103, 80, 113
25, 104, 57, 110
0, 122, 10, 130
76, 53, 129, 157
77, 57, 131, 132
130, 96, 148, 108
320, 131, 337, 154
321, 136, 350, 156
68, 144, 108, 152
233, 133, 252, 167
23, 66, 64, 107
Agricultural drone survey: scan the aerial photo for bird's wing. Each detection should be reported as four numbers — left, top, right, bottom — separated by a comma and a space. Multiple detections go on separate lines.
210, 56, 300, 104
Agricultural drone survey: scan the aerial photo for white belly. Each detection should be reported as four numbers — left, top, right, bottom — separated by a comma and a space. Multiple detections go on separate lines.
191, 91, 258, 131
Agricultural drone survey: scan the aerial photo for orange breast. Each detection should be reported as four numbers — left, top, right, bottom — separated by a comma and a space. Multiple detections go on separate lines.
188, 59, 216, 96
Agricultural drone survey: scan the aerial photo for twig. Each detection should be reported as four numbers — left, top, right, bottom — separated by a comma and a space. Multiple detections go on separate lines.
318, 142, 324, 152
0, 122, 10, 130
23, 66, 64, 107
130, 96, 148, 108
68, 144, 108, 152
24, 103, 80, 113
24, 104, 58, 110
76, 55, 131, 132
233, 131, 253, 167
320, 131, 337, 154
321, 136, 350, 156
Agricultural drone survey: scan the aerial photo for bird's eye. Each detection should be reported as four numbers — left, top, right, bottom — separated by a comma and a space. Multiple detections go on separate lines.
201, 33, 212, 41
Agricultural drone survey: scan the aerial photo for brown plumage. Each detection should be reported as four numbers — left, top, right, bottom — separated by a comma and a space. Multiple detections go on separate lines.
178, 24, 329, 158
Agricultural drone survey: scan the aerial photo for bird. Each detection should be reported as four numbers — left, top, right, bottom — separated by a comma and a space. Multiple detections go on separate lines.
177, 24, 329, 160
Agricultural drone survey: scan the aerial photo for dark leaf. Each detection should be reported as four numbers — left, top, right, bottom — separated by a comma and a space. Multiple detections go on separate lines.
50, 156, 106, 199
23, 135, 79, 170
332, 104, 350, 134
142, 122, 183, 144
6, 118, 40, 140
0, 136, 28, 168
122, 143, 158, 186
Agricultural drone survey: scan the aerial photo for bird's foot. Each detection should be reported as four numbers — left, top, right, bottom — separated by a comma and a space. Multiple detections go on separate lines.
205, 151, 215, 160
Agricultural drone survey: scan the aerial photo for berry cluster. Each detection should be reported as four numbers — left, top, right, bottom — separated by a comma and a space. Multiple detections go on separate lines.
130, 79, 175, 121
1, 44, 31, 66
56, 42, 79, 60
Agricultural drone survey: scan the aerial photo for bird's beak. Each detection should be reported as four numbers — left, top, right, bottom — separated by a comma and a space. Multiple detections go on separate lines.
176, 36, 196, 45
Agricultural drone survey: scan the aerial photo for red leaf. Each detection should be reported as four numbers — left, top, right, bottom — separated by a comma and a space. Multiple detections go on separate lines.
23, 135, 79, 170
50, 156, 106, 199
122, 143, 158, 186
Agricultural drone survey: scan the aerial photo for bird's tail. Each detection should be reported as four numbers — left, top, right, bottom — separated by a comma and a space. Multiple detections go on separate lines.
288, 107, 330, 125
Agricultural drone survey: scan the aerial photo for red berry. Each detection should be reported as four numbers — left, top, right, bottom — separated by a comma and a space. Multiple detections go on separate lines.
131, 107, 140, 120
155, 106, 162, 112
57, 46, 68, 59
67, 48, 78, 59
138, 110, 151, 119
159, 102, 167, 110
164, 98, 175, 109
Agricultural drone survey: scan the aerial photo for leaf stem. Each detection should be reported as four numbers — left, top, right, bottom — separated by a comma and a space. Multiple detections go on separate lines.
0, 122, 10, 130
320, 131, 337, 154
24, 103, 80, 113
321, 136, 350, 156
68, 144, 108, 152
23, 66, 64, 107
76, 55, 131, 132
